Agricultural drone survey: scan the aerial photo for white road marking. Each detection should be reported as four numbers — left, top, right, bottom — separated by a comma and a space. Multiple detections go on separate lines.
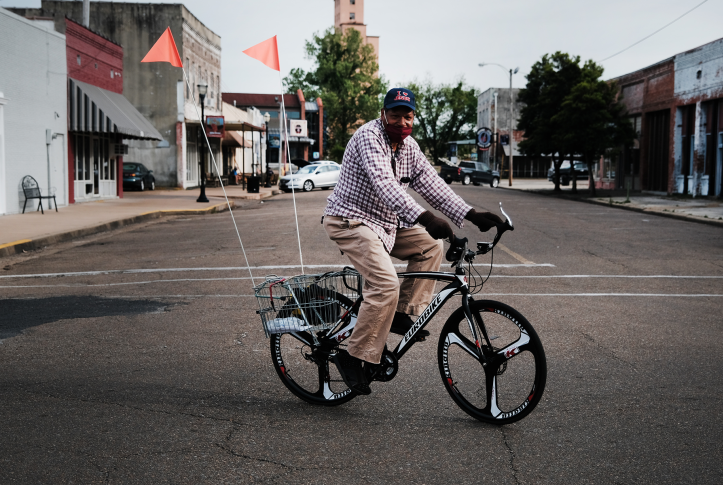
494, 275, 723, 279
0, 263, 554, 279
2, 292, 720, 298
1, 270, 720, 283
482, 293, 723, 297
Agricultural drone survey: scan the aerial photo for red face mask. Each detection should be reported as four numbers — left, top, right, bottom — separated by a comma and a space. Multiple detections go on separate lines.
384, 112, 413, 143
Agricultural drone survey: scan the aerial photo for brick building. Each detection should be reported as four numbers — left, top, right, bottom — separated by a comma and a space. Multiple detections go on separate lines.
8, 1, 222, 189
64, 17, 161, 202
475, 87, 543, 178
334, 0, 379, 67
223, 90, 325, 170
611, 37, 723, 196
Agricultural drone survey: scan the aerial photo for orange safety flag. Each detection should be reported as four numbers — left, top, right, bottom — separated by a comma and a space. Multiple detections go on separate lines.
141, 27, 183, 68
243, 36, 280, 71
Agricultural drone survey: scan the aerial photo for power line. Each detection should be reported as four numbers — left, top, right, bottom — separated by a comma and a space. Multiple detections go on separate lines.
600, 0, 708, 62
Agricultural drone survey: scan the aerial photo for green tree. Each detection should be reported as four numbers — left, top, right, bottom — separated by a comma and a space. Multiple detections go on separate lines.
283, 28, 386, 161
407, 79, 478, 164
553, 61, 635, 196
517, 52, 582, 192
283, 67, 319, 100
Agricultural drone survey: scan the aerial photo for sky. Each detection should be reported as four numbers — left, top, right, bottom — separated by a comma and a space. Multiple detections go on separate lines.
3, 0, 722, 95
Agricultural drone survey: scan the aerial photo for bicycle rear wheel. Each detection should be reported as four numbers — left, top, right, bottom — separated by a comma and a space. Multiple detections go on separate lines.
269, 292, 357, 406
438, 300, 546, 425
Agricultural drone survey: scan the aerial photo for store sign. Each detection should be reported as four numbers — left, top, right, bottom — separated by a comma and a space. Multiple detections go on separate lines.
290, 120, 308, 137
313, 151, 320, 159
477, 127, 492, 151
268, 133, 280, 148
206, 116, 225, 138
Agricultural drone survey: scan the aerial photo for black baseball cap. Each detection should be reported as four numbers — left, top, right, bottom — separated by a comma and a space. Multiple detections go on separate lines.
384, 87, 415, 111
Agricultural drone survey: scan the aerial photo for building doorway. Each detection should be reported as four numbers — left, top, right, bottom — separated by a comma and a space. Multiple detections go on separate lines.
73, 133, 117, 200
645, 110, 670, 192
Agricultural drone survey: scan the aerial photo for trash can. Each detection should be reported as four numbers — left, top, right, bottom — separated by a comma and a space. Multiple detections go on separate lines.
247, 176, 260, 194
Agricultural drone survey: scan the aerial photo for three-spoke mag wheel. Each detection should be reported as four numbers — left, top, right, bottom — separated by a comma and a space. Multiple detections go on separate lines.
438, 300, 546, 425
270, 292, 356, 406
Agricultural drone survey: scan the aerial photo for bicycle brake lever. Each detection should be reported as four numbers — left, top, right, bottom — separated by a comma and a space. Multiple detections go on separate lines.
499, 202, 514, 230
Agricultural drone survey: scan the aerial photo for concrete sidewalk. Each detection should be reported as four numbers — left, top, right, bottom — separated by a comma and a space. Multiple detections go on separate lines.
498, 178, 723, 227
0, 185, 280, 257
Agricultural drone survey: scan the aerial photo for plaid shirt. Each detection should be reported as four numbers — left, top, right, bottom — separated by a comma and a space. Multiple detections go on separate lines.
324, 119, 472, 252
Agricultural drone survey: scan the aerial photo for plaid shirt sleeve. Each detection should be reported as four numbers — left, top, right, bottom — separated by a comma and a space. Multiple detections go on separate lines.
355, 128, 426, 225
409, 147, 472, 228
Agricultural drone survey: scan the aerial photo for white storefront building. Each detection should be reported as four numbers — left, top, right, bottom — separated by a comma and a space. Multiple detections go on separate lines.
0, 8, 68, 215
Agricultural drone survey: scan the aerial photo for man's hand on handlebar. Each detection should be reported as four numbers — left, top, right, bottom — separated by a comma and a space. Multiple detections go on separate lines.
417, 211, 454, 240
464, 209, 504, 232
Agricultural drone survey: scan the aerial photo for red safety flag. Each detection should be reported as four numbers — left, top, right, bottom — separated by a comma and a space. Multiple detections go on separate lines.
141, 27, 183, 68
243, 36, 280, 71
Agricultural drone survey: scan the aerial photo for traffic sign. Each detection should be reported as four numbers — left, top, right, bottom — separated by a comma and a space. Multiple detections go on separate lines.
477, 127, 492, 151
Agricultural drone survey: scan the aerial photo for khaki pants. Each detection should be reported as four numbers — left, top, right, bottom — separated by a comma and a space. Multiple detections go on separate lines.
323, 216, 443, 363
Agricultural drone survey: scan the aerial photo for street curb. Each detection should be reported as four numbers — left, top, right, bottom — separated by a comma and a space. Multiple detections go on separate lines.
214, 190, 280, 201
499, 186, 723, 228
0, 201, 233, 259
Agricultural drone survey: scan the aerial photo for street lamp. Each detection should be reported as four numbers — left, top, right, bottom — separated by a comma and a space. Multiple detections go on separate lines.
263, 111, 272, 187
196, 82, 209, 203
479, 63, 519, 186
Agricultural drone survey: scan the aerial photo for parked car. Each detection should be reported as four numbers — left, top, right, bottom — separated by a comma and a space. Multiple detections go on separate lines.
123, 163, 155, 191
547, 161, 589, 186
279, 160, 341, 192
441, 161, 500, 188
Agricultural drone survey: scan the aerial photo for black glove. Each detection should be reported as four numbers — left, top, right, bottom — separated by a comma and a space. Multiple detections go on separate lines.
416, 211, 454, 240
465, 209, 504, 232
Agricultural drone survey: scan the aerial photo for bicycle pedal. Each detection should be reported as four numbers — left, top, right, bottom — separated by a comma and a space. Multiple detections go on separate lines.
414, 335, 427, 342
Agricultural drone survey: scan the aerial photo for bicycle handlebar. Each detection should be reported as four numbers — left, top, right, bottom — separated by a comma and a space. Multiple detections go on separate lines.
445, 202, 514, 265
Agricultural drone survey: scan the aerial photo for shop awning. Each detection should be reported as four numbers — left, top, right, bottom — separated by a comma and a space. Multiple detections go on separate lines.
68, 78, 163, 140
224, 130, 252, 148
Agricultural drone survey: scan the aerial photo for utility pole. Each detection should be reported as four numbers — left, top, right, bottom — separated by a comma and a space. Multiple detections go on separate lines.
82, 0, 89, 27
509, 69, 514, 186
493, 91, 498, 170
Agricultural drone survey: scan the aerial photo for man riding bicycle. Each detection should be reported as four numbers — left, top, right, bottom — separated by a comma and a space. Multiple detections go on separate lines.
322, 87, 502, 395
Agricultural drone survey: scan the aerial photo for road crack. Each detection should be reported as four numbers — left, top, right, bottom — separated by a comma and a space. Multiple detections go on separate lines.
499, 427, 521, 485
17, 386, 272, 427
580, 332, 637, 372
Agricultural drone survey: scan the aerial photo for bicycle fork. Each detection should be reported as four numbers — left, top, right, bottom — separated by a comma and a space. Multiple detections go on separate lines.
461, 295, 493, 367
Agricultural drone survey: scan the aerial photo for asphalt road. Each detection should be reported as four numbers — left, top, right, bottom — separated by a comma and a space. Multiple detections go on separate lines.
1, 185, 721, 484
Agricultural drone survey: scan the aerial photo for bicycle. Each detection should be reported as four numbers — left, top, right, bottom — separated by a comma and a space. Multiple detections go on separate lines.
254, 204, 547, 425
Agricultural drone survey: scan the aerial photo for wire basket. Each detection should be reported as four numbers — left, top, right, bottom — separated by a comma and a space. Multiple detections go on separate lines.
253, 268, 363, 338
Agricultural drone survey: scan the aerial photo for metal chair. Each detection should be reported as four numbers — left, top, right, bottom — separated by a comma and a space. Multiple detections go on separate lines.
21, 175, 57, 214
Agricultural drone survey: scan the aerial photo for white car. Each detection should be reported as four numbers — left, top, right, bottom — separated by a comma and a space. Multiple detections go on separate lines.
279, 161, 341, 192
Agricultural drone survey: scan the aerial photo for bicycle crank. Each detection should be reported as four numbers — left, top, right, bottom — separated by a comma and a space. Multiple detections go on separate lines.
367, 348, 398, 382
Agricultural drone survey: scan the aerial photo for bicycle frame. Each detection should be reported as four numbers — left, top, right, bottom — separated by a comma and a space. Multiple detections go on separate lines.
321, 269, 492, 365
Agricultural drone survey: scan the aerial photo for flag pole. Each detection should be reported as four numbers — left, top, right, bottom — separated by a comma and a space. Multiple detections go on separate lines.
181, 67, 256, 286
278, 73, 305, 275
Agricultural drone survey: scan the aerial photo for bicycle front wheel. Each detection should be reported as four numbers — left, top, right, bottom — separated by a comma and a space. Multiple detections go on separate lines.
438, 300, 546, 425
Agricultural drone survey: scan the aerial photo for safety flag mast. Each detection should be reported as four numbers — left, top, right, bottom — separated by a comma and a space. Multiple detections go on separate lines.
243, 36, 305, 274
141, 28, 257, 285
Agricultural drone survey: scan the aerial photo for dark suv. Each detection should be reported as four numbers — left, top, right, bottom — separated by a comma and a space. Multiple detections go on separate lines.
441, 161, 500, 187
